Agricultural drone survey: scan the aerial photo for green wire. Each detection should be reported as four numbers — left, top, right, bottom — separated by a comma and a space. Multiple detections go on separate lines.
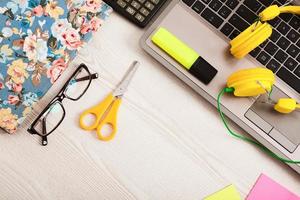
217, 87, 300, 164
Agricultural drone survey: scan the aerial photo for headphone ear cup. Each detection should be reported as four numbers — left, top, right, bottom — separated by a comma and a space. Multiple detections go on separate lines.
227, 68, 275, 97
230, 22, 272, 59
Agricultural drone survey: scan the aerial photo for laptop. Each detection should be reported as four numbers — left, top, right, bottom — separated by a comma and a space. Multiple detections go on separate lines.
140, 0, 300, 173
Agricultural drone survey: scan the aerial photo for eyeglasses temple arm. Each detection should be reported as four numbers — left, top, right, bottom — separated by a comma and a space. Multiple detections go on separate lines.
75, 73, 98, 82
42, 118, 48, 146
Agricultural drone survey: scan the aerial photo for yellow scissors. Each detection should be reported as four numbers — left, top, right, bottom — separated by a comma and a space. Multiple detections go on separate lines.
79, 61, 139, 141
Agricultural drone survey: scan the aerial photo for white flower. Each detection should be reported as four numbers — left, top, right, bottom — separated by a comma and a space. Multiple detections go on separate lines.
2, 27, 13, 38
23, 35, 48, 62
51, 19, 72, 40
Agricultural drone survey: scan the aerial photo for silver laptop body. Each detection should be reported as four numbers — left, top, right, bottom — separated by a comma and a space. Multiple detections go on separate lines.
140, 0, 300, 173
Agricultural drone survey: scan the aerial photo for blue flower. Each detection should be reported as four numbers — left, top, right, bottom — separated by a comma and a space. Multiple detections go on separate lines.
22, 92, 38, 107
12, 0, 29, 13
21, 18, 30, 28
6, 2, 19, 14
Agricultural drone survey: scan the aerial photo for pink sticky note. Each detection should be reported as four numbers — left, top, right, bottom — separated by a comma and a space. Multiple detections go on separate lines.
246, 174, 300, 200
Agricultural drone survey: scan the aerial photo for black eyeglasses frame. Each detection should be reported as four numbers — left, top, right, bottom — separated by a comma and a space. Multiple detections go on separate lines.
27, 63, 98, 146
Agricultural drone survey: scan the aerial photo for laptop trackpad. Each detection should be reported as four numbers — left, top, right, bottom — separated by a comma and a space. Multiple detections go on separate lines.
245, 86, 300, 153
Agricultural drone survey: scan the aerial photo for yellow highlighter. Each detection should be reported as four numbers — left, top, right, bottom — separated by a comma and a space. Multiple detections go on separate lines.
151, 28, 218, 84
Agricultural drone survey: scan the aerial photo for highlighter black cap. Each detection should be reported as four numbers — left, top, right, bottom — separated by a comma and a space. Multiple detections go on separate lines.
189, 57, 218, 84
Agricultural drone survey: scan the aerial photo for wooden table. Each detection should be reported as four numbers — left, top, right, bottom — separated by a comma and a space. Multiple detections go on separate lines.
1, 12, 299, 200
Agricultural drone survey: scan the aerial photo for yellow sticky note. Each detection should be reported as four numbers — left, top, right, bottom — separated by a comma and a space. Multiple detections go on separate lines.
204, 185, 241, 200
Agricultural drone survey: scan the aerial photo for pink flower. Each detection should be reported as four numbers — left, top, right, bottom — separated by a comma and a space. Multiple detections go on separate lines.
12, 83, 22, 93
32, 5, 44, 17
90, 17, 102, 31
61, 28, 82, 50
83, 0, 102, 13
0, 82, 4, 89
8, 95, 20, 105
5, 21, 11, 26
80, 24, 91, 34
47, 58, 67, 83
80, 17, 102, 34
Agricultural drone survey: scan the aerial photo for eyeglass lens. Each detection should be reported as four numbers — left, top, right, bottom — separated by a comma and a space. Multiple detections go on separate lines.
64, 67, 94, 100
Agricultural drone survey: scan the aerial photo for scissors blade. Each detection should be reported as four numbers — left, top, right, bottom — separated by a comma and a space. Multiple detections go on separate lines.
113, 61, 139, 97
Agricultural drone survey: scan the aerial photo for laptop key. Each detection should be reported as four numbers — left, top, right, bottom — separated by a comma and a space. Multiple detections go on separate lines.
259, 39, 268, 48
275, 49, 288, 63
273, 0, 283, 6
270, 29, 281, 42
225, 0, 239, 9
266, 59, 281, 73
280, 13, 293, 23
192, 1, 205, 13
286, 29, 300, 43
209, 0, 222, 11
284, 57, 298, 71
229, 14, 249, 32
289, 16, 300, 30
277, 67, 300, 94
257, 51, 271, 65
244, 0, 261, 13
258, 0, 273, 7
201, 8, 223, 28
201, 0, 212, 4
220, 23, 234, 36
277, 0, 287, 4
250, 47, 261, 58
277, 36, 291, 50
218, 5, 231, 19
269, 17, 281, 28
229, 29, 240, 40
295, 66, 300, 78
265, 42, 279, 56
236, 5, 257, 24
183, 0, 196, 7
277, 22, 291, 35
287, 44, 300, 58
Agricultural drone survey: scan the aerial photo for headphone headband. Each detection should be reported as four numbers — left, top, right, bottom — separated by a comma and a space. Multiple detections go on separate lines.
230, 5, 300, 59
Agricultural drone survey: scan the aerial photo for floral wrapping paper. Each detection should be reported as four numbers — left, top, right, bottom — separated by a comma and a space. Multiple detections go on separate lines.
0, 0, 112, 133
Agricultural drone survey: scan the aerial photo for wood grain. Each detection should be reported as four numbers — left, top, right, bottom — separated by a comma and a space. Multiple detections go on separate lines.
0, 13, 299, 200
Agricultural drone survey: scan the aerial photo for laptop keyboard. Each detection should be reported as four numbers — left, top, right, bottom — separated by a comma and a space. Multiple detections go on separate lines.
182, 0, 300, 94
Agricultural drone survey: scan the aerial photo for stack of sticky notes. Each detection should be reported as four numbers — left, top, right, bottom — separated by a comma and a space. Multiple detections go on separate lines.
203, 174, 300, 200
204, 185, 241, 200
246, 174, 300, 200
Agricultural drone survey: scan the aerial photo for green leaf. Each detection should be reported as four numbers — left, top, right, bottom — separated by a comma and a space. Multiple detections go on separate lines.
47, 36, 58, 50
40, 0, 47, 7
3, 9, 14, 20
87, 12, 94, 20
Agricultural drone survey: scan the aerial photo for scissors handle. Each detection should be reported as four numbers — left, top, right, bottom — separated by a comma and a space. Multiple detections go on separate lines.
79, 93, 122, 141
96, 98, 121, 141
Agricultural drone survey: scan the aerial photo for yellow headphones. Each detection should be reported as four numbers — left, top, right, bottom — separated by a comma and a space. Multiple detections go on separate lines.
230, 5, 300, 59
220, 4, 300, 164
218, 68, 300, 164
226, 68, 300, 114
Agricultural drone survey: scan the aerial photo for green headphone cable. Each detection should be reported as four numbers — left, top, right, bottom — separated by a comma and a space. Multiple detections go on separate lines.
217, 87, 300, 164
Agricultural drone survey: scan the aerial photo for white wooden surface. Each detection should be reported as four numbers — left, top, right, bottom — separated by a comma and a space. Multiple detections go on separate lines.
0, 12, 299, 200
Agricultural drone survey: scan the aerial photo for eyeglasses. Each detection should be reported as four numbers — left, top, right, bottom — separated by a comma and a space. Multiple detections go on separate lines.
28, 64, 98, 146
